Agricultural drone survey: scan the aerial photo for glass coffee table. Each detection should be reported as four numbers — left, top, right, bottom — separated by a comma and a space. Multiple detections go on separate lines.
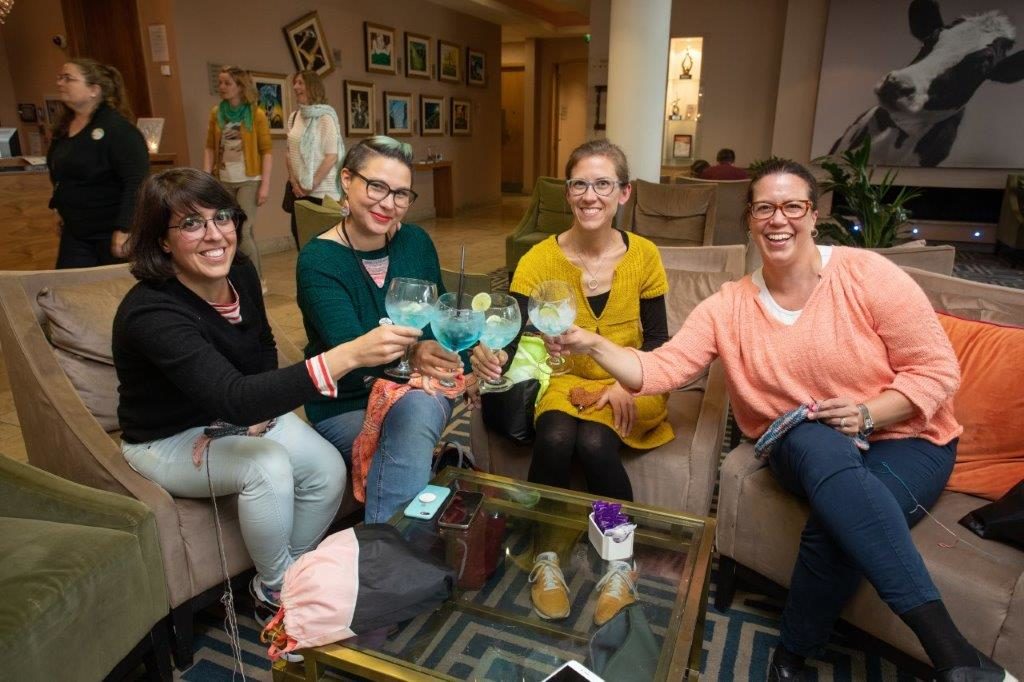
273, 468, 714, 681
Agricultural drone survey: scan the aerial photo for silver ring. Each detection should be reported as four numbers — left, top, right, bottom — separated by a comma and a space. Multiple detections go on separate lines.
840, 417, 847, 428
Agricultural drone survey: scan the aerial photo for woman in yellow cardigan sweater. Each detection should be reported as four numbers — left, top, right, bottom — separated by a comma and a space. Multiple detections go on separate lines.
203, 66, 273, 281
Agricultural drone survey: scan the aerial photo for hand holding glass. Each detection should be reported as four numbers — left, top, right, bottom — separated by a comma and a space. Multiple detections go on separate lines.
430, 292, 484, 389
527, 280, 577, 376
384, 277, 438, 380
477, 293, 522, 393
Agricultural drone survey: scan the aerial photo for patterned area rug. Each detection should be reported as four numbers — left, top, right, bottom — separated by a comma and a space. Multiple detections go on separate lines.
172, 252, 1023, 681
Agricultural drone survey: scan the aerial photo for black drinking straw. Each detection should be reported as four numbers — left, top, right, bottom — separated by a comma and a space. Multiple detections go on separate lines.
455, 244, 466, 315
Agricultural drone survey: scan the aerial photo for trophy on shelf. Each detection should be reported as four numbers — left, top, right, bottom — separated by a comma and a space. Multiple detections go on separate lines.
679, 49, 694, 79
668, 99, 682, 121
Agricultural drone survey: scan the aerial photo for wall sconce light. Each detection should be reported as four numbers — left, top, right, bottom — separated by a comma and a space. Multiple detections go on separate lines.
679, 49, 694, 79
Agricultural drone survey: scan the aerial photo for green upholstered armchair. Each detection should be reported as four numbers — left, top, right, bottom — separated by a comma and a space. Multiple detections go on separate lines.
997, 174, 1024, 252
505, 177, 573, 273
0, 454, 171, 680
295, 196, 343, 249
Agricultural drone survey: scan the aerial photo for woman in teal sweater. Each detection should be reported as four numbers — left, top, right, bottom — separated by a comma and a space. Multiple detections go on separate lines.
296, 136, 461, 522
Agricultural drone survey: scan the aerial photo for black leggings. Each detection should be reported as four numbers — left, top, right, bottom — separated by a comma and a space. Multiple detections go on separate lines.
528, 411, 633, 501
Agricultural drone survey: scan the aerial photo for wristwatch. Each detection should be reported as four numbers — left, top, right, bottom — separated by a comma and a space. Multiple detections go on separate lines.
856, 403, 875, 437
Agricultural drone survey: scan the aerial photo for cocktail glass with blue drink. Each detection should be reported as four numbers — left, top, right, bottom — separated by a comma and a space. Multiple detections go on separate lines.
430, 292, 484, 389
528, 280, 577, 376
476, 293, 523, 393
384, 277, 438, 380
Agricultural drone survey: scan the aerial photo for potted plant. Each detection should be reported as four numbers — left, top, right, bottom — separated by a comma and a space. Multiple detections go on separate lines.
814, 138, 922, 248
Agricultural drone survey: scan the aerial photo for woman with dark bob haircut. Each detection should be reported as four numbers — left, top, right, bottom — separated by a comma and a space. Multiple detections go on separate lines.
113, 168, 422, 627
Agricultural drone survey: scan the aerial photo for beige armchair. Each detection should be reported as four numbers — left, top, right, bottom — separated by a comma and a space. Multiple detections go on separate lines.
715, 268, 1024, 678
470, 245, 746, 516
745, 240, 956, 276
0, 264, 355, 668
675, 175, 751, 246
620, 179, 717, 247
506, 176, 574, 273
997, 174, 1023, 252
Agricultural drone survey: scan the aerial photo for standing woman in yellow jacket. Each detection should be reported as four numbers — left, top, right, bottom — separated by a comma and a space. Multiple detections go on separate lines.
203, 66, 272, 284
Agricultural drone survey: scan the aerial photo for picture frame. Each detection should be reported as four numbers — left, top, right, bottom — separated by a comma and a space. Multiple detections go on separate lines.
673, 134, 693, 159
283, 11, 334, 77
250, 71, 291, 138
383, 91, 413, 136
594, 85, 607, 131
466, 48, 486, 87
420, 95, 444, 136
344, 80, 375, 137
450, 98, 471, 136
17, 103, 38, 123
44, 96, 64, 125
136, 117, 165, 153
365, 22, 397, 75
405, 32, 431, 79
438, 40, 461, 83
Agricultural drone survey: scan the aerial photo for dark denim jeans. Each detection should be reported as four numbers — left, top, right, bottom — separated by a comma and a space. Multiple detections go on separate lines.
768, 421, 956, 657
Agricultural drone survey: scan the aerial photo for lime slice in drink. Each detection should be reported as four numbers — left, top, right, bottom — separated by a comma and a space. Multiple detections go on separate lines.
471, 292, 492, 312
537, 304, 562, 329
486, 314, 502, 325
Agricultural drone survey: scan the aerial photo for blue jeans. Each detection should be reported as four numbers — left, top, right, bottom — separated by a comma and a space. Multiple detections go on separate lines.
122, 412, 345, 590
314, 389, 453, 524
768, 422, 956, 657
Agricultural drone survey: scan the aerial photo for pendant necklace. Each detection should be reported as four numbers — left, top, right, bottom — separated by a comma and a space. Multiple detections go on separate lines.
574, 236, 608, 291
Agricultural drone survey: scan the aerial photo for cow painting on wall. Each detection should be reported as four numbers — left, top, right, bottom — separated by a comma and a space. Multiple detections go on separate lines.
812, 0, 1024, 168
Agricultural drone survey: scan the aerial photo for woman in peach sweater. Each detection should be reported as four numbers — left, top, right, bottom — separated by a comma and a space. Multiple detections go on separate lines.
547, 159, 1009, 681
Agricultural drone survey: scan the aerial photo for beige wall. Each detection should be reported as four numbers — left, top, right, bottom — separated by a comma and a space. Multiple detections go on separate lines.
535, 37, 588, 179
136, 0, 189, 165
172, 0, 501, 249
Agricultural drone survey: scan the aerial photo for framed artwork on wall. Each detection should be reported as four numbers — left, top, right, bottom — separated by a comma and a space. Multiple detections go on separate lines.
384, 91, 413, 136
365, 22, 397, 75
420, 95, 444, 136
251, 71, 290, 138
451, 98, 471, 136
17, 103, 38, 123
283, 12, 334, 77
466, 49, 486, 87
405, 32, 430, 79
345, 81, 375, 137
673, 134, 693, 158
438, 40, 461, 83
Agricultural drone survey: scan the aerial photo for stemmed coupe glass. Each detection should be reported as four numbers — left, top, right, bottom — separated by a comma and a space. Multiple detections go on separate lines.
384, 277, 437, 380
527, 280, 577, 376
429, 292, 484, 390
477, 293, 523, 393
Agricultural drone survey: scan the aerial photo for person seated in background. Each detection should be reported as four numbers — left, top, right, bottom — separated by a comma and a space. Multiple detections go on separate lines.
113, 168, 420, 626
471, 139, 672, 625
689, 159, 710, 178
296, 136, 461, 524
700, 148, 750, 180
544, 158, 1013, 682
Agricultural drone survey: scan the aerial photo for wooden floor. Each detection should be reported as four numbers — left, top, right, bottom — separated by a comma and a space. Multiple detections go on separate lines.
0, 194, 530, 463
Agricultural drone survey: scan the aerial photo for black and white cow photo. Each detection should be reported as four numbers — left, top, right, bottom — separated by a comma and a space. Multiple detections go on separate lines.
812, 0, 1024, 168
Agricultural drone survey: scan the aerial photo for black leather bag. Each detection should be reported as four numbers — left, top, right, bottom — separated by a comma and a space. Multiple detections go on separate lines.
281, 181, 296, 213
481, 378, 541, 445
959, 479, 1024, 549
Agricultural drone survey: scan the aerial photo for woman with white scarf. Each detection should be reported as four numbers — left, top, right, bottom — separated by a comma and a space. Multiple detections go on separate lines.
286, 70, 345, 248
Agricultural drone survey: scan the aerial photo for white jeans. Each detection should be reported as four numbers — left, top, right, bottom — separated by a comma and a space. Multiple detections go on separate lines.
122, 412, 345, 589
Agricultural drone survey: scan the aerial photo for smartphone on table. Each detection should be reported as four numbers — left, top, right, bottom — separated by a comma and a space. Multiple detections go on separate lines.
403, 484, 452, 520
438, 490, 484, 529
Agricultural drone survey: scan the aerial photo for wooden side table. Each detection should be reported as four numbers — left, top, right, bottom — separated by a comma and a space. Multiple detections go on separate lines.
149, 153, 177, 171
414, 160, 454, 218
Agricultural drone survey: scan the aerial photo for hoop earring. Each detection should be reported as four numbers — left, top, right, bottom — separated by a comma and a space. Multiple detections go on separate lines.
811, 228, 819, 239
340, 199, 351, 218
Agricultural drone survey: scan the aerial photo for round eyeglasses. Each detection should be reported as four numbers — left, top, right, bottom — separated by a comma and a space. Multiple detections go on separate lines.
351, 170, 418, 208
566, 178, 625, 197
169, 209, 238, 240
748, 200, 813, 220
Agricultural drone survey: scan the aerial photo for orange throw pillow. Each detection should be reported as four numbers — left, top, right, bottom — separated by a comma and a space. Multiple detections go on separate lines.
939, 313, 1024, 500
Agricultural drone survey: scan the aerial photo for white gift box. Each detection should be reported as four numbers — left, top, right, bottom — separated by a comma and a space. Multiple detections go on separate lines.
588, 512, 634, 561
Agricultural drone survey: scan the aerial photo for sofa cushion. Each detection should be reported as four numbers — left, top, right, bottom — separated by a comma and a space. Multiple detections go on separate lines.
939, 314, 1024, 500
631, 183, 714, 244
536, 180, 572, 234
664, 269, 732, 336
54, 348, 120, 432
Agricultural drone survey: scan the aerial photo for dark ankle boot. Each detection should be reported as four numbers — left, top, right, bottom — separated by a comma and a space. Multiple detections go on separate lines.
934, 649, 1015, 682
767, 647, 809, 681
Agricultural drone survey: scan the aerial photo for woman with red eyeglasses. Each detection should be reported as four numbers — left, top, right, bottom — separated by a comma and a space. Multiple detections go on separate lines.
545, 159, 1009, 681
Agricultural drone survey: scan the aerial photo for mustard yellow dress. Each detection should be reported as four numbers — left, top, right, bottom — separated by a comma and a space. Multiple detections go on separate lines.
510, 233, 674, 450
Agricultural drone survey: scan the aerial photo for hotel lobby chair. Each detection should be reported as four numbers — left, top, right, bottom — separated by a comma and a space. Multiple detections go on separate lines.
620, 179, 717, 247
295, 196, 343, 249
997, 174, 1023, 254
505, 176, 573, 273
471, 245, 746, 516
0, 453, 171, 681
0, 264, 318, 669
675, 175, 751, 246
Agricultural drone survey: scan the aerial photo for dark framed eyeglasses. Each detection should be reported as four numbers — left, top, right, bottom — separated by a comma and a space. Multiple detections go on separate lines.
566, 177, 625, 197
748, 200, 813, 220
351, 170, 418, 208
169, 209, 238, 240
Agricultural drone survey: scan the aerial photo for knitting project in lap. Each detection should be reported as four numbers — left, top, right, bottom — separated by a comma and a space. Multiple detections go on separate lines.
754, 404, 870, 459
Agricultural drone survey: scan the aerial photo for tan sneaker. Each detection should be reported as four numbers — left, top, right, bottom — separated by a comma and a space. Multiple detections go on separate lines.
594, 560, 638, 626
528, 551, 570, 620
